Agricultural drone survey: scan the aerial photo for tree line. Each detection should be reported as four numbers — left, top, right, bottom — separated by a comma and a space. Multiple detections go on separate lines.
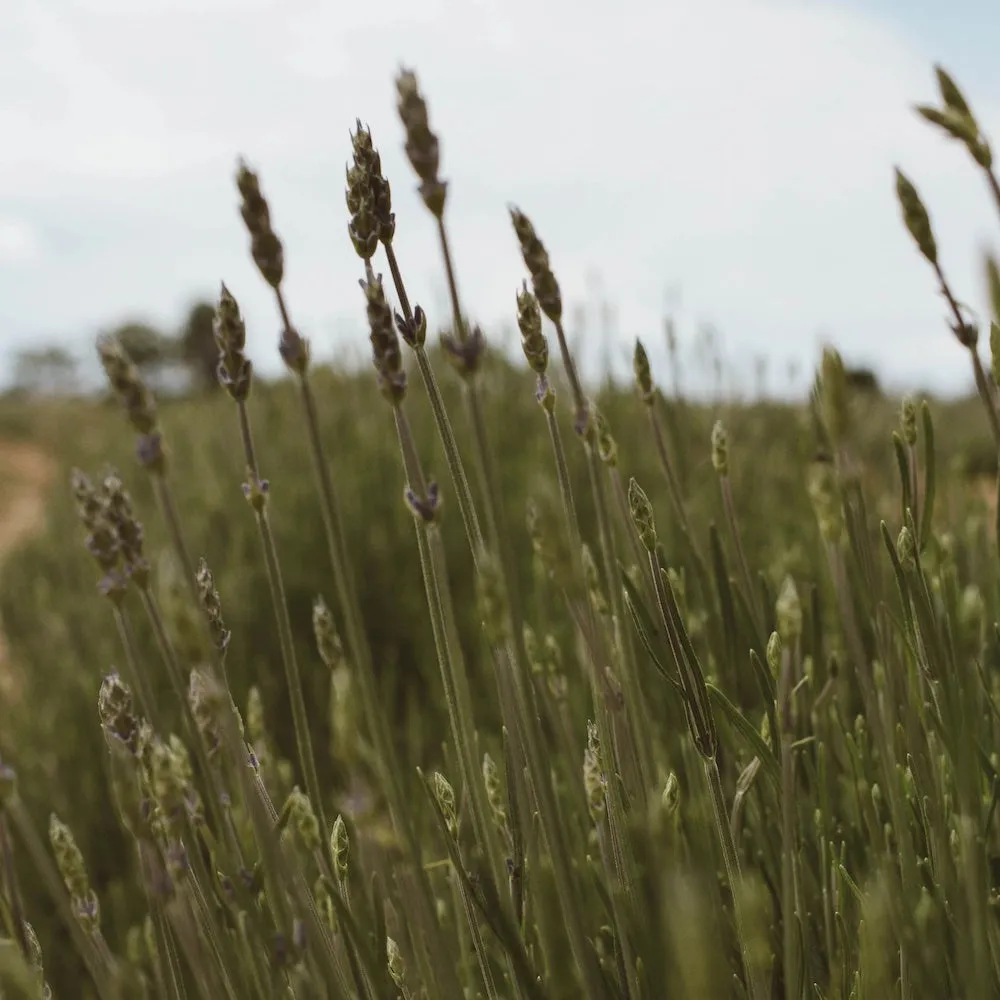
10, 300, 220, 397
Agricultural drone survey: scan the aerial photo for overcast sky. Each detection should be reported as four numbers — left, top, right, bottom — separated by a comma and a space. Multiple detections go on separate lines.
3, 0, 999, 396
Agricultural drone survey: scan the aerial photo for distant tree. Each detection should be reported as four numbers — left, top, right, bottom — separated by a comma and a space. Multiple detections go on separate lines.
844, 366, 881, 395
103, 320, 181, 393
12, 345, 79, 396
108, 321, 172, 371
178, 301, 220, 392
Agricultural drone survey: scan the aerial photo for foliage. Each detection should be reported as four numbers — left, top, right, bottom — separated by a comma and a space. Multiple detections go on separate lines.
0, 61, 999, 1000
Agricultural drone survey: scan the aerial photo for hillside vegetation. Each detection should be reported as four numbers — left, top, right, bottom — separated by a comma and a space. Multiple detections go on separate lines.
0, 61, 999, 1000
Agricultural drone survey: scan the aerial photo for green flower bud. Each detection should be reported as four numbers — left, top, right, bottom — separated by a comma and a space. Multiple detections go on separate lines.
583, 721, 606, 820
711, 420, 729, 476
776, 577, 802, 645
283, 786, 321, 854
482, 752, 507, 831
387, 936, 406, 990
900, 396, 917, 446
766, 631, 782, 678
331, 814, 349, 884
431, 772, 457, 837
894, 168, 938, 266
661, 771, 680, 816
897, 526, 916, 573
628, 478, 658, 551
633, 339, 654, 404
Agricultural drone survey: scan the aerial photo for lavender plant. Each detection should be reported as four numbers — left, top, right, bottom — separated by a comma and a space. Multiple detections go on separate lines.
1, 60, 1000, 1000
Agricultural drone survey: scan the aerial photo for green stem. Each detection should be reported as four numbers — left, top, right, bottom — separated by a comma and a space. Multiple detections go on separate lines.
720, 474, 765, 643
278, 286, 460, 994
391, 406, 501, 878
705, 757, 763, 1000
234, 399, 328, 853
6, 800, 117, 1000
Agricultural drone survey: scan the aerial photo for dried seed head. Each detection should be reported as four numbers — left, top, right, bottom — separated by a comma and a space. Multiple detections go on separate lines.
441, 322, 486, 379
345, 168, 379, 261
188, 668, 227, 758
283, 786, 321, 854
594, 407, 618, 467
235, 161, 284, 289
394, 304, 427, 348
98, 672, 142, 755
509, 207, 562, 324
583, 721, 606, 820
97, 335, 158, 436
776, 576, 802, 645
72, 469, 128, 602
710, 420, 729, 476
346, 121, 395, 255
312, 596, 345, 668
431, 771, 457, 837
628, 478, 658, 552
196, 558, 231, 657
147, 736, 187, 838
71, 469, 102, 532
49, 815, 100, 931
101, 470, 149, 589
396, 69, 447, 217
279, 325, 311, 376
331, 814, 349, 883
633, 339, 654, 404
361, 271, 407, 405
516, 283, 548, 375
894, 168, 938, 266
214, 284, 253, 401
900, 396, 918, 446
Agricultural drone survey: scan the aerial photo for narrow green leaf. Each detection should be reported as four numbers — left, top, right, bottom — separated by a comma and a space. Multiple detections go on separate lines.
706, 682, 780, 789
621, 568, 678, 689
919, 401, 936, 549
893, 432, 913, 528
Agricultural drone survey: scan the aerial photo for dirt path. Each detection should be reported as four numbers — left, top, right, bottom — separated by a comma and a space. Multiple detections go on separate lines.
0, 440, 56, 695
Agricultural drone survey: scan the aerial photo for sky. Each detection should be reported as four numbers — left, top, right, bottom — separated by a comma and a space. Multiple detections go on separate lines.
2, 0, 999, 397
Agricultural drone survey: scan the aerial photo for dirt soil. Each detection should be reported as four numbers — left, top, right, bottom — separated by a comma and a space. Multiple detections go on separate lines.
0, 440, 55, 695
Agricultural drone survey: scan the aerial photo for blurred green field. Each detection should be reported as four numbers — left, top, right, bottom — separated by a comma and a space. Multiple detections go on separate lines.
0, 342, 996, 996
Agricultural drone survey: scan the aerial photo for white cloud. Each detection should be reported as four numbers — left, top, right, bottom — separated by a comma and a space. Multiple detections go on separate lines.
1, 0, 998, 393
0, 221, 42, 265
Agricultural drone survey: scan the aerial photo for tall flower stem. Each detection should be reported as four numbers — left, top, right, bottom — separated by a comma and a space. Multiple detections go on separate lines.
234, 398, 327, 851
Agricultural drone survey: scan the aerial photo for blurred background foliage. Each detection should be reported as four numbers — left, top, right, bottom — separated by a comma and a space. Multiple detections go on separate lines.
0, 331, 995, 996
